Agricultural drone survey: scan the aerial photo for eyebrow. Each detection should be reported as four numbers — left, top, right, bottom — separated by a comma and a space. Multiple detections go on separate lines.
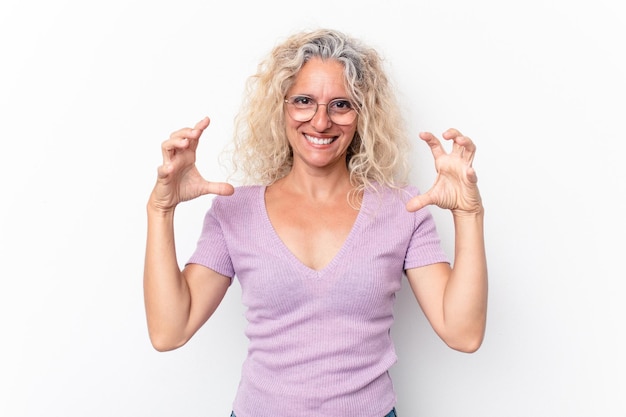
289, 94, 352, 102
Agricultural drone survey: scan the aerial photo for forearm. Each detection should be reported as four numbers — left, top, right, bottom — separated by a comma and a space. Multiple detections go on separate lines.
143, 204, 192, 350
443, 209, 488, 351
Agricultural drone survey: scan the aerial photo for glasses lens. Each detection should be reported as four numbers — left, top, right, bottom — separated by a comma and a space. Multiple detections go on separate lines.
328, 99, 356, 125
286, 96, 316, 121
286, 96, 356, 125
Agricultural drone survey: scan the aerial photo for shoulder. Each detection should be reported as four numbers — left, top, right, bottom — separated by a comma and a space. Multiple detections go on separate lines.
210, 185, 264, 215
365, 183, 422, 207
362, 183, 436, 227
213, 185, 263, 205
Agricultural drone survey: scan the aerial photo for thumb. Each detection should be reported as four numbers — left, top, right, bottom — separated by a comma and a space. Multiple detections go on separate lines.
406, 193, 433, 212
200, 181, 235, 197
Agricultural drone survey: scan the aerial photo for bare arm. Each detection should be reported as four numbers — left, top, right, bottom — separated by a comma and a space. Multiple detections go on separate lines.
143, 117, 234, 351
406, 129, 488, 353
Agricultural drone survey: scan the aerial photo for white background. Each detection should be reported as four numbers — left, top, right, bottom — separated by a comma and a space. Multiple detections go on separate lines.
1, 0, 624, 416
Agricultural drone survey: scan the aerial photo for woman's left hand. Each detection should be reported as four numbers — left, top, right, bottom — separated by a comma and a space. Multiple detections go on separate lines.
406, 128, 483, 215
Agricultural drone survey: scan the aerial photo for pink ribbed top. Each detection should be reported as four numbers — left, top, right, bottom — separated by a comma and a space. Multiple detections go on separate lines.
188, 185, 448, 417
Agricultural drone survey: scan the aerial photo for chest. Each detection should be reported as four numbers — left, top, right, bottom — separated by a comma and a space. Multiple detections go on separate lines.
265, 199, 359, 271
217, 187, 416, 315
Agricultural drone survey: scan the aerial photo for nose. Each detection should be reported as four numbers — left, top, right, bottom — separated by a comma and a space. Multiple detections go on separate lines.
310, 103, 332, 130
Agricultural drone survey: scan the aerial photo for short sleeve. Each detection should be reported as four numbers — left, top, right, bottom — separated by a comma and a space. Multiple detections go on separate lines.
403, 206, 450, 271
186, 198, 235, 278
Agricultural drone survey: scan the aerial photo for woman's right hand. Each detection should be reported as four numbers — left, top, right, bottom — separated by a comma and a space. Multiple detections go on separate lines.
149, 117, 234, 213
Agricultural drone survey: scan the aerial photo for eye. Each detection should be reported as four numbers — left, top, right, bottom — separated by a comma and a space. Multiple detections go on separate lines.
291, 95, 315, 107
329, 99, 354, 113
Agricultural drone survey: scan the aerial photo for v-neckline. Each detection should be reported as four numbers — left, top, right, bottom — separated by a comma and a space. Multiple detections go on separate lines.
259, 185, 367, 276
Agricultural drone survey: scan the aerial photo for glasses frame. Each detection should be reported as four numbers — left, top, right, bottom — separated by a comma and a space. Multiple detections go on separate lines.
284, 95, 357, 126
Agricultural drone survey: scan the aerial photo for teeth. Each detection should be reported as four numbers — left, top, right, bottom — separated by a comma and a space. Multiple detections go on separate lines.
305, 134, 334, 145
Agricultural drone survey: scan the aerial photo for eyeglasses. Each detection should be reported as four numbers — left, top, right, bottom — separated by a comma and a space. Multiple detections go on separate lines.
284, 95, 357, 125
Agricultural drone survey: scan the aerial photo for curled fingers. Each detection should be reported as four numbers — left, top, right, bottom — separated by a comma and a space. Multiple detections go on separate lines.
443, 128, 476, 165
159, 118, 211, 176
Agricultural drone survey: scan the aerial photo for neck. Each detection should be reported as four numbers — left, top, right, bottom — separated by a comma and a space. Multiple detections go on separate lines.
278, 163, 354, 202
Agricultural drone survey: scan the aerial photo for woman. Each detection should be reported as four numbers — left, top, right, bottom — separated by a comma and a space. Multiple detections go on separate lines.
144, 28, 487, 417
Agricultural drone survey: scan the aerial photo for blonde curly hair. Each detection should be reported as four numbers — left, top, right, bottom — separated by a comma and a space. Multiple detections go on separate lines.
230, 28, 410, 196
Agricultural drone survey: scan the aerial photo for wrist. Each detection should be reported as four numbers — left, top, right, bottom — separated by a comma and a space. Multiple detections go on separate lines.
146, 199, 176, 219
451, 205, 484, 220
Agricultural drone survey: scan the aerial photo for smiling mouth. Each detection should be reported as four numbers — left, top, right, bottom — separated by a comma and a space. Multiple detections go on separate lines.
304, 134, 336, 145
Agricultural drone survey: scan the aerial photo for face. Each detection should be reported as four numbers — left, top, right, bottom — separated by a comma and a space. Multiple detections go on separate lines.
284, 57, 358, 173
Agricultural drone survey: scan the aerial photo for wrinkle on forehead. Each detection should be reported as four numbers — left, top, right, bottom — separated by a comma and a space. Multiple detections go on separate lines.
288, 57, 348, 102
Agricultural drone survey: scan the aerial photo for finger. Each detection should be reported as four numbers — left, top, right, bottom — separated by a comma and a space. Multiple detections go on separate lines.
443, 128, 475, 150
466, 166, 478, 184
162, 117, 212, 163
184, 117, 211, 151
193, 117, 211, 131
156, 160, 175, 180
160, 135, 192, 166
185, 117, 211, 141
201, 181, 235, 197
442, 128, 463, 139
441, 129, 465, 158
443, 129, 476, 163
454, 135, 476, 164
169, 117, 211, 144
405, 192, 434, 212
418, 131, 446, 159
